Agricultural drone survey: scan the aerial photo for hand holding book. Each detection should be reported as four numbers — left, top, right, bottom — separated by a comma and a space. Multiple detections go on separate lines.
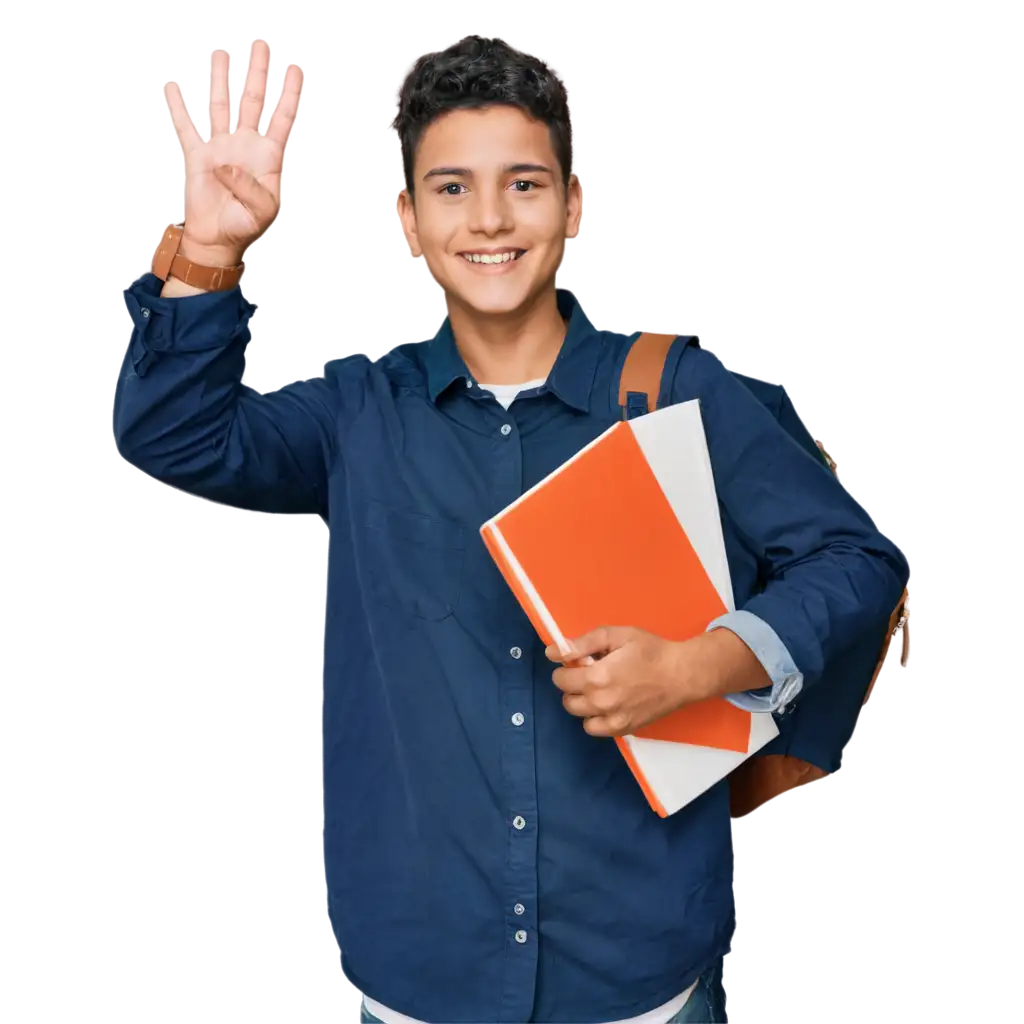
546, 625, 772, 739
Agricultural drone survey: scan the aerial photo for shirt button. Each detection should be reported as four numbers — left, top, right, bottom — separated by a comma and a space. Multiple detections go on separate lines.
513, 815, 526, 830
141, 308, 150, 318
514, 903, 525, 915
510, 646, 522, 659
515, 929, 528, 944
500, 423, 512, 435
466, 378, 474, 388
511, 712, 525, 726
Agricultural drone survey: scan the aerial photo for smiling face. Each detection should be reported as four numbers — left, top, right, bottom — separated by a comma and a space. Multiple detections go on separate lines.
397, 104, 582, 318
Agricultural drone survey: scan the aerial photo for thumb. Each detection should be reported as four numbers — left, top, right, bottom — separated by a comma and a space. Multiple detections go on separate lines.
545, 625, 627, 663
214, 164, 276, 227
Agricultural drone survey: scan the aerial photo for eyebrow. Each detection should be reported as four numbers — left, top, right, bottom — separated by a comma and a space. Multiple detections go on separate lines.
422, 163, 554, 181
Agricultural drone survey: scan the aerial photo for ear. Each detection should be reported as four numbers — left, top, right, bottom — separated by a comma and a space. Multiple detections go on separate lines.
396, 189, 422, 257
564, 174, 582, 240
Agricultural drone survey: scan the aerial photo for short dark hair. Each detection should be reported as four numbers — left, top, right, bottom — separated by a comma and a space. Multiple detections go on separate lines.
391, 35, 573, 201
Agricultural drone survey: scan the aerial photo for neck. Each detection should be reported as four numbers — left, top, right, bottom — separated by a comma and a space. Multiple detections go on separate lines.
446, 286, 568, 385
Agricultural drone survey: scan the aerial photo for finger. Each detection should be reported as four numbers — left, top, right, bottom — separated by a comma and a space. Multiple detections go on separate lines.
543, 639, 594, 665
236, 39, 270, 133
266, 64, 303, 150
544, 638, 576, 662
558, 626, 628, 661
562, 692, 599, 719
583, 715, 627, 738
213, 165, 277, 229
550, 664, 590, 695
210, 49, 230, 137
164, 82, 203, 155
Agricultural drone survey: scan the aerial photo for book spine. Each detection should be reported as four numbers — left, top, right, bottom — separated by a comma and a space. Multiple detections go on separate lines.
481, 520, 669, 819
479, 522, 555, 649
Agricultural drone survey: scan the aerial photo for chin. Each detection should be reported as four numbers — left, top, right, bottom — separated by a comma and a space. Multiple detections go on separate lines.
444, 270, 549, 317
458, 288, 532, 316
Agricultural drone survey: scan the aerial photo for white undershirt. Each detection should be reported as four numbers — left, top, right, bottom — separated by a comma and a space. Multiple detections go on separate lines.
364, 375, 700, 1024
475, 377, 547, 409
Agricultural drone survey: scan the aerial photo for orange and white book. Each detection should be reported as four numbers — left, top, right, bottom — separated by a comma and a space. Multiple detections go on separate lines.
480, 399, 778, 817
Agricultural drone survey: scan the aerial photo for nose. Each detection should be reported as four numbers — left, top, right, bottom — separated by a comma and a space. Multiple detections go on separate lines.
466, 184, 515, 236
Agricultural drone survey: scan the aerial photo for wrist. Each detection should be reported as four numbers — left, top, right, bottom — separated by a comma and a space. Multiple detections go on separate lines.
177, 234, 245, 268
670, 634, 723, 704
672, 630, 771, 703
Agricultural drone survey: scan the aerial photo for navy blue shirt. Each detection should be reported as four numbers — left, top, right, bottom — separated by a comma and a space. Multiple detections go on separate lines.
115, 275, 909, 1023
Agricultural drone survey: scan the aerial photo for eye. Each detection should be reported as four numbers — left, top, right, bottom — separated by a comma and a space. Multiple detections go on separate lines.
511, 180, 540, 192
438, 182, 466, 196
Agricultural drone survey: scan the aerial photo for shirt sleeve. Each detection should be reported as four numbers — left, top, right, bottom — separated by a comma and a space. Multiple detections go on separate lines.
707, 609, 803, 713
114, 272, 358, 518
672, 344, 910, 697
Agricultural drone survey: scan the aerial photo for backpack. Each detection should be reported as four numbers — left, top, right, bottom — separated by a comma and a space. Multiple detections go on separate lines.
618, 332, 909, 816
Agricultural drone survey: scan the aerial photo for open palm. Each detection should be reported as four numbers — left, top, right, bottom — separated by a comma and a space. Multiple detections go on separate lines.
163, 40, 302, 259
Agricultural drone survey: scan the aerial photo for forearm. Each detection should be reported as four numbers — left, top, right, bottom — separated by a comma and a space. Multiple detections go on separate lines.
116, 273, 255, 476
742, 539, 906, 690
677, 627, 773, 702
115, 271, 335, 515
116, 345, 241, 461
707, 610, 803, 713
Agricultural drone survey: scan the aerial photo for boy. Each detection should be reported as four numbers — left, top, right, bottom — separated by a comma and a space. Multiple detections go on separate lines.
116, 35, 909, 1024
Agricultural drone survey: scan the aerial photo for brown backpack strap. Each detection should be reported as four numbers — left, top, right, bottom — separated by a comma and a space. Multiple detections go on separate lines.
619, 332, 678, 417
862, 588, 910, 704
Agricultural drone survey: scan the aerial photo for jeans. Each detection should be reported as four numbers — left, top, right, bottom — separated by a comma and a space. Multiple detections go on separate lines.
359, 956, 727, 1023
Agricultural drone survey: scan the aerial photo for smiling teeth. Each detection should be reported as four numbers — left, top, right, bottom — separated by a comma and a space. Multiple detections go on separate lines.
463, 251, 521, 263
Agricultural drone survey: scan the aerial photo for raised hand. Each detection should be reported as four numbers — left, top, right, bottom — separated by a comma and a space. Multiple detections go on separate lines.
163, 39, 303, 266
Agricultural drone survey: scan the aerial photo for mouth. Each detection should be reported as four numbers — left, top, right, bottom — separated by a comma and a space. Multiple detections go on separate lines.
457, 249, 529, 273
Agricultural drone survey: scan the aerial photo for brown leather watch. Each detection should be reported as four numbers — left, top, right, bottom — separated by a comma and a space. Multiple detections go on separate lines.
151, 222, 245, 292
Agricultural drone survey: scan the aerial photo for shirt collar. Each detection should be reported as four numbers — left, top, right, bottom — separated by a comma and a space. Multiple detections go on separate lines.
424, 288, 602, 413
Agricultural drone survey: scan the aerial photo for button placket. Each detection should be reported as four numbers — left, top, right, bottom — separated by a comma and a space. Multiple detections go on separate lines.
491, 414, 535, 979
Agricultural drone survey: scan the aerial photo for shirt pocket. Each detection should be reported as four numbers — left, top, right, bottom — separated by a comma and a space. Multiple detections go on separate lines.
362, 499, 467, 621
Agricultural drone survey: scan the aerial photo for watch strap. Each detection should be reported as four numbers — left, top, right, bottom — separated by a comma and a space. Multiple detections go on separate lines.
151, 222, 245, 292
